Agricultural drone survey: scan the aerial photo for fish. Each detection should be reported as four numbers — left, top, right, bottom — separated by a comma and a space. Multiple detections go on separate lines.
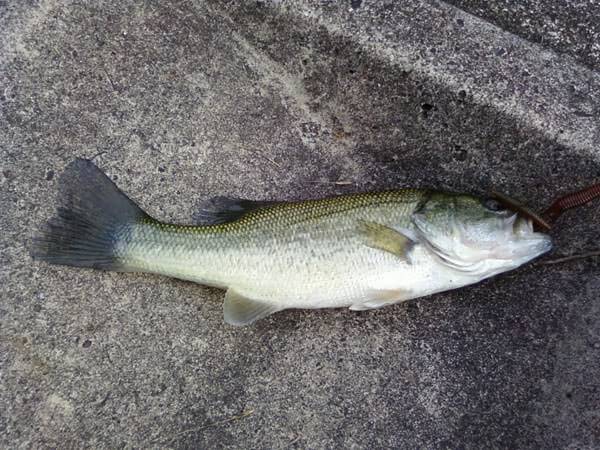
31, 159, 553, 326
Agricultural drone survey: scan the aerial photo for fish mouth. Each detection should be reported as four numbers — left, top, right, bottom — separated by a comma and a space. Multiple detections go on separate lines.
508, 217, 553, 260
517, 233, 553, 258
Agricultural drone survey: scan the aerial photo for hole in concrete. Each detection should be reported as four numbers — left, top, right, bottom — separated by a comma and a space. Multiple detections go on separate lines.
453, 145, 468, 162
421, 103, 435, 118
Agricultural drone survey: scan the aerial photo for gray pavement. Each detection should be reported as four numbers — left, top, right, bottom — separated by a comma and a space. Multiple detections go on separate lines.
447, 0, 600, 69
1, 0, 599, 448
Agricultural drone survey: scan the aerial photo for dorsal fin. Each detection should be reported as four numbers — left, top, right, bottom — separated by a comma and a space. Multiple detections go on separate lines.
193, 196, 279, 225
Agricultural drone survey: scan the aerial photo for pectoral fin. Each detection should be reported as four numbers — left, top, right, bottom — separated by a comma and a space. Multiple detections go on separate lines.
358, 221, 415, 261
223, 289, 280, 326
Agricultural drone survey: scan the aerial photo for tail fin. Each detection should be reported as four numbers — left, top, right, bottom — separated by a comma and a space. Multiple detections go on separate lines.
31, 158, 148, 270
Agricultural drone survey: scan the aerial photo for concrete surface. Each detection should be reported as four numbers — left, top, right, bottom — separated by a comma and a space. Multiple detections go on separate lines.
1, 0, 599, 448
447, 0, 600, 70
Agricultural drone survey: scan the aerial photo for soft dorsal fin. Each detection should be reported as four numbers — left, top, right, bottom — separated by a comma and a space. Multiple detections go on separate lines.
193, 196, 279, 225
358, 220, 416, 261
223, 289, 280, 326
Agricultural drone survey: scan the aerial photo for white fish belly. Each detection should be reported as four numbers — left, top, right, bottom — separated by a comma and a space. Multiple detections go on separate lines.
222, 245, 477, 310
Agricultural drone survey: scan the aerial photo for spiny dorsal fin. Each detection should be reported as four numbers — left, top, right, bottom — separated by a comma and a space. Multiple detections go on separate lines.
223, 289, 280, 326
193, 196, 279, 225
358, 220, 415, 261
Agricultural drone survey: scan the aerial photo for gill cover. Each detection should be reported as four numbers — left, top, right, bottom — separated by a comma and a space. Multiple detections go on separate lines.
411, 192, 551, 274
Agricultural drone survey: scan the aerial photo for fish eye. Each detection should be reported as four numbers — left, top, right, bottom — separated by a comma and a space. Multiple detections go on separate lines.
482, 198, 506, 212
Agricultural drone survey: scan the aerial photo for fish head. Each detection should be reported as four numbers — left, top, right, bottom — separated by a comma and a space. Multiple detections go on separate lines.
412, 192, 552, 275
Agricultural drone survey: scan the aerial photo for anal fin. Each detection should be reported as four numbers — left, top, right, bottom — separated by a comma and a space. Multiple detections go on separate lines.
223, 289, 280, 326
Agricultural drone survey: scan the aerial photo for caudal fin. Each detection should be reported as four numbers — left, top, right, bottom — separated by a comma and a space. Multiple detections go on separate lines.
31, 158, 148, 270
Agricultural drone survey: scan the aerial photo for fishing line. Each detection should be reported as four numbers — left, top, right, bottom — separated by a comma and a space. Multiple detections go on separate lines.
490, 190, 551, 231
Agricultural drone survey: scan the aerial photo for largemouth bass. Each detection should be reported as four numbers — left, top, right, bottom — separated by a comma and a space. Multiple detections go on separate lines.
32, 159, 552, 326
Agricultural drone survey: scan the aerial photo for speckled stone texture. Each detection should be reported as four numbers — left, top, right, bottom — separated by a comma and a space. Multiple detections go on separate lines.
1, 0, 599, 448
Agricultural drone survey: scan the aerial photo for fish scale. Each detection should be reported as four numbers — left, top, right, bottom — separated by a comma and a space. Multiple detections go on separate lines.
121, 191, 424, 303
